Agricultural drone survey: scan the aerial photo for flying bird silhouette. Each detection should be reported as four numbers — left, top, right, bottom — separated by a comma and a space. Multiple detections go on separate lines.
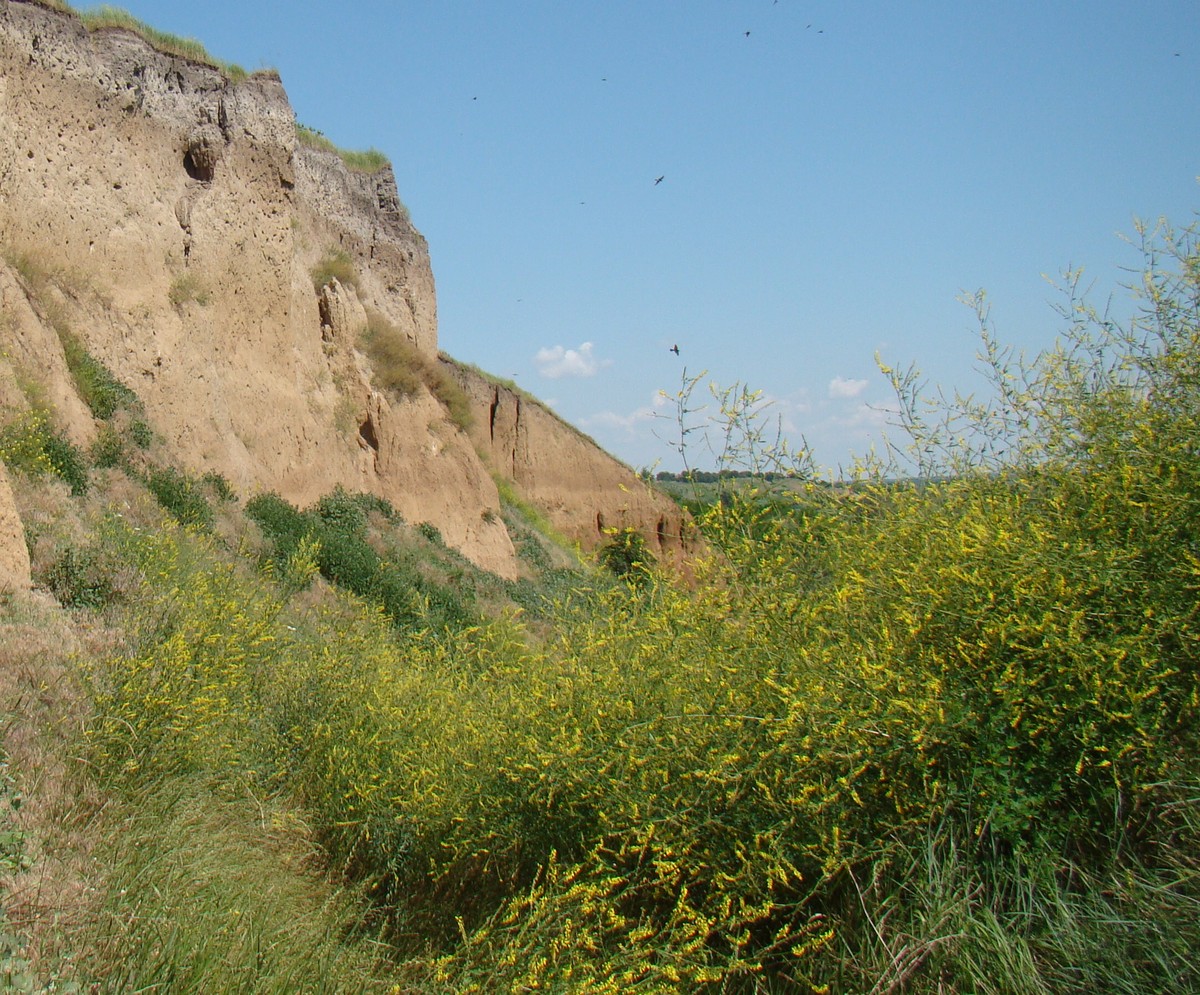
670, 344, 680, 355
654, 175, 665, 185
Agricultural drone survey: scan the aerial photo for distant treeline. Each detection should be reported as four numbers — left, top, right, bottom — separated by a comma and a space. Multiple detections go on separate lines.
651, 469, 803, 483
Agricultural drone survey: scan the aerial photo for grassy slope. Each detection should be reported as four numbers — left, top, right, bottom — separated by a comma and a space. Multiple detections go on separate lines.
1, 216, 1198, 994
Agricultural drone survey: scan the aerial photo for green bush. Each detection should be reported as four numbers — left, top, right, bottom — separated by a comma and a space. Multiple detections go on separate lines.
313, 486, 369, 537
144, 466, 213, 530
0, 413, 48, 478
201, 471, 236, 502
315, 524, 380, 593
245, 492, 311, 560
416, 521, 443, 546
58, 331, 139, 421
45, 545, 117, 610
89, 424, 124, 469
596, 526, 654, 583
128, 417, 153, 450
246, 488, 474, 634
40, 427, 89, 496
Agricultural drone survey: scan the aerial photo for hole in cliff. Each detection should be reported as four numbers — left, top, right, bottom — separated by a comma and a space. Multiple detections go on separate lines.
596, 512, 606, 534
183, 150, 214, 182
656, 517, 668, 549
359, 417, 379, 452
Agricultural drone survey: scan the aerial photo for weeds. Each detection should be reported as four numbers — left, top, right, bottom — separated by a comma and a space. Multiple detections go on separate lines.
596, 525, 654, 584
311, 249, 358, 292
56, 332, 138, 422
167, 272, 210, 310
44, 545, 117, 610
0, 412, 88, 496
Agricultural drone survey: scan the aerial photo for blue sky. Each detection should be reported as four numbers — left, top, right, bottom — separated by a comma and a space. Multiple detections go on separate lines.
106, 1, 1198, 474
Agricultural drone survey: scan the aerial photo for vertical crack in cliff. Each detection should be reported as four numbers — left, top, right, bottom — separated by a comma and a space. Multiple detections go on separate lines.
489, 387, 499, 443
511, 395, 521, 474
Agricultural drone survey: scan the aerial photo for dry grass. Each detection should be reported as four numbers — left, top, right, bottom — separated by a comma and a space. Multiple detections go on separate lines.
363, 311, 473, 431
0, 589, 114, 983
311, 249, 359, 292
168, 272, 210, 310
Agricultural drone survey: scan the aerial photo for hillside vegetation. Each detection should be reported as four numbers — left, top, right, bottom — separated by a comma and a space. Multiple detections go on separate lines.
1, 216, 1198, 992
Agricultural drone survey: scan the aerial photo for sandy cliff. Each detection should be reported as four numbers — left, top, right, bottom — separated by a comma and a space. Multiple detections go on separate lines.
450, 363, 692, 566
0, 0, 689, 577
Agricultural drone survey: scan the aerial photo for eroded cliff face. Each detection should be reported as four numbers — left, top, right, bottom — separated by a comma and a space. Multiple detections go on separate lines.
0, 0, 690, 577
450, 363, 693, 567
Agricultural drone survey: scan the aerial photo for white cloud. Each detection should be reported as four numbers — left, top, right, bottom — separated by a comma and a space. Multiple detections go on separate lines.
833, 401, 896, 430
580, 404, 659, 433
828, 375, 869, 399
533, 341, 610, 379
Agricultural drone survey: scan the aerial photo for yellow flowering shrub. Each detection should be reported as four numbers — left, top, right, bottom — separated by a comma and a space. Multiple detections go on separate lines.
80, 218, 1200, 991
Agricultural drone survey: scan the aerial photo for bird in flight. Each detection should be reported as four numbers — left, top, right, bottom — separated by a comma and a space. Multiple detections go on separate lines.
670, 344, 680, 355
654, 175, 665, 185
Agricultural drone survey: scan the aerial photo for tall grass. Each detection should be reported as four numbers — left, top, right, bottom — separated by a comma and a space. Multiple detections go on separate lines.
78, 5, 251, 81
72, 776, 387, 994
296, 125, 391, 175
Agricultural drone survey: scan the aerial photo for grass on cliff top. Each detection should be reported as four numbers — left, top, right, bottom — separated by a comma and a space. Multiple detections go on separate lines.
296, 124, 391, 175
69, 4, 264, 82
34, 3, 396, 177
